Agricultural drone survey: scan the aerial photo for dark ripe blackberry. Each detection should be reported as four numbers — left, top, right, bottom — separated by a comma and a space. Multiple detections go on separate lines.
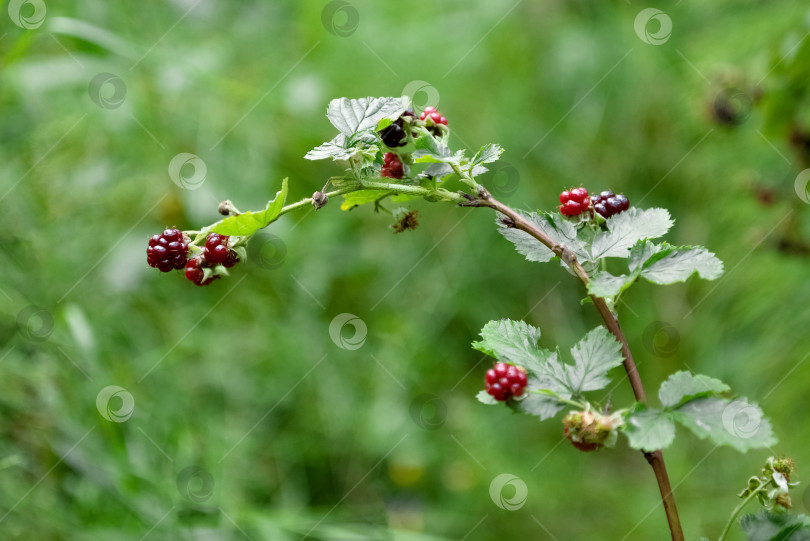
605, 197, 623, 215
379, 123, 406, 147
591, 191, 629, 218
147, 228, 189, 272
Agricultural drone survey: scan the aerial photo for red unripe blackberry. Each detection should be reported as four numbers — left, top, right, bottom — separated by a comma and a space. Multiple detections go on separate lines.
560, 200, 583, 217
485, 362, 528, 401
184, 258, 219, 286
559, 188, 589, 217
147, 228, 189, 272
381, 152, 404, 179
204, 233, 232, 264
419, 107, 448, 126
569, 187, 589, 203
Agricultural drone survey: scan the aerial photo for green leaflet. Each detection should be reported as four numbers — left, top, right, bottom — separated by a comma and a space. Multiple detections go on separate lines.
623, 372, 775, 452
212, 178, 288, 236
586, 239, 724, 299
474, 321, 623, 421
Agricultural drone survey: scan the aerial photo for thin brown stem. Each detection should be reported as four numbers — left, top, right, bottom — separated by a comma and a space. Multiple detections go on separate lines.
471, 189, 684, 541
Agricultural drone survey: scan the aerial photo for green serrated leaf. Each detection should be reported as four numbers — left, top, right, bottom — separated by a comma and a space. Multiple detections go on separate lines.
213, 179, 289, 236
422, 162, 488, 179
476, 390, 499, 405
472, 319, 550, 371
376, 117, 394, 131
624, 406, 676, 451
472, 144, 503, 165
498, 210, 589, 264
412, 136, 458, 164
673, 397, 777, 452
629, 239, 664, 273
512, 371, 567, 421
658, 371, 730, 408
567, 326, 624, 393
341, 189, 388, 211
591, 208, 674, 260
740, 510, 810, 541
327, 96, 408, 136
587, 271, 635, 298
304, 134, 354, 161
528, 327, 622, 400
640, 246, 724, 283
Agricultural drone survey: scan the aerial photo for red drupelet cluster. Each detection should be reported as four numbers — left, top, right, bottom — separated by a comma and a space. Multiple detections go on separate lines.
485, 362, 528, 401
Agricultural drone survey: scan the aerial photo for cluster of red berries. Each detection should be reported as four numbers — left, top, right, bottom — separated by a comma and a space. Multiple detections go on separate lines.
419, 106, 448, 126
147, 230, 239, 286
590, 190, 629, 218
559, 188, 630, 219
382, 152, 404, 179
147, 229, 189, 272
485, 362, 528, 401
559, 188, 591, 217
184, 233, 239, 286
420, 106, 448, 136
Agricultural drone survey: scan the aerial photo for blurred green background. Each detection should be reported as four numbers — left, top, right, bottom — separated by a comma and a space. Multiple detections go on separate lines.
3, 0, 810, 539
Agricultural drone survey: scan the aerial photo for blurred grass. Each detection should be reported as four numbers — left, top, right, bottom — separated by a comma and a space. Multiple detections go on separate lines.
2, 0, 810, 539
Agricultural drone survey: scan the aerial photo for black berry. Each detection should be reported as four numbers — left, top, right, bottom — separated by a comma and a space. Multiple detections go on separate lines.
184, 258, 219, 286
590, 191, 629, 218
147, 228, 188, 272
381, 152, 404, 179
380, 123, 406, 147
485, 362, 528, 401
379, 109, 415, 147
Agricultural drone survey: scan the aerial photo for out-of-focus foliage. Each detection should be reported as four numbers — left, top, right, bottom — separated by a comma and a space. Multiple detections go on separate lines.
2, 1, 810, 539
